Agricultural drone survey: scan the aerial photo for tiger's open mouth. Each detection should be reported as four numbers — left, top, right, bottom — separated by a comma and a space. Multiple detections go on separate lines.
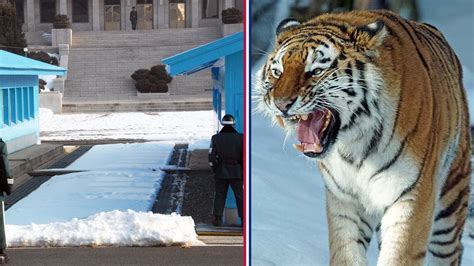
277, 109, 340, 158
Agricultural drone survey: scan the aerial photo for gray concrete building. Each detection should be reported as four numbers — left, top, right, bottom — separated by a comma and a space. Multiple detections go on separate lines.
5, 0, 242, 33
1, 0, 243, 113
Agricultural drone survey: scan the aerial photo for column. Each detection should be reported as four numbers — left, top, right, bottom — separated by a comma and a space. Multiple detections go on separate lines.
92, 0, 100, 30
191, 0, 198, 28
59, 0, 67, 15
26, 0, 35, 32
162, 0, 168, 28
153, 0, 159, 29
224, 0, 233, 9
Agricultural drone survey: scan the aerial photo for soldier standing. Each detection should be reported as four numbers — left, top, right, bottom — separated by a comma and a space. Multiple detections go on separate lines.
130, 6, 138, 30
208, 115, 244, 226
0, 139, 13, 263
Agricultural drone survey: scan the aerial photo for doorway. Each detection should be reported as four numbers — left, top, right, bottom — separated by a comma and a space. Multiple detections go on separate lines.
169, 0, 186, 29
104, 0, 121, 31
137, 0, 153, 29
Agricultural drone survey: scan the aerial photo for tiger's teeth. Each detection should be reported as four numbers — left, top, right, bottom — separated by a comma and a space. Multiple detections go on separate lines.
314, 143, 322, 153
301, 114, 308, 120
293, 144, 304, 153
275, 116, 285, 128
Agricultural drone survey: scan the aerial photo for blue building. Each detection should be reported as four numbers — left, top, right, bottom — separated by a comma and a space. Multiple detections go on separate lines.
0, 50, 66, 153
163, 32, 244, 133
163, 32, 244, 225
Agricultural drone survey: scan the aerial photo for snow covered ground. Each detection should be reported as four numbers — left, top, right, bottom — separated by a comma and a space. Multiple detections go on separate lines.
5, 142, 202, 247
39, 110, 215, 143
7, 142, 173, 225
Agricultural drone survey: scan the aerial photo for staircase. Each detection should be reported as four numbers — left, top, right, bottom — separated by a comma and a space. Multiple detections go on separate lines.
63, 27, 221, 112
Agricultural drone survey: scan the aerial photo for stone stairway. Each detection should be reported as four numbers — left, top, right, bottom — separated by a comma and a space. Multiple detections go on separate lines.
63, 27, 221, 112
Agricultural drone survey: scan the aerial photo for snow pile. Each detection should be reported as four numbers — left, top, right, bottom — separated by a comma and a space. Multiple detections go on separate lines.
7, 210, 203, 247
39, 108, 54, 123
40, 111, 214, 142
7, 143, 173, 225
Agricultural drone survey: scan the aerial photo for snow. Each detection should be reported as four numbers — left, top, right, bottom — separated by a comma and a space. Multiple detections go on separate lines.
6, 210, 203, 247
6, 143, 173, 225
5, 142, 206, 247
39, 110, 215, 143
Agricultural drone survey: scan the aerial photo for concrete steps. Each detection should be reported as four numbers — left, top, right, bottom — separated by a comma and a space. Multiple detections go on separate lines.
72, 28, 220, 48
62, 99, 212, 113
9, 144, 64, 183
63, 27, 219, 108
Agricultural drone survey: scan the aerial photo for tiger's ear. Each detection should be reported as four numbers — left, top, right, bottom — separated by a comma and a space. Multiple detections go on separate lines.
351, 20, 387, 50
276, 18, 301, 35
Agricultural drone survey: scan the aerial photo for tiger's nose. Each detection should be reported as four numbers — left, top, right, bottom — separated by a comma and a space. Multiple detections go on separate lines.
274, 97, 297, 115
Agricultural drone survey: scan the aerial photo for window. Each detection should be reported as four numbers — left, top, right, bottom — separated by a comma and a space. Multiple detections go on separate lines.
16, 88, 23, 122
23, 87, 29, 119
28, 87, 34, 119
9, 88, 16, 124
40, 0, 56, 23
169, 0, 186, 29
0, 87, 36, 126
2, 89, 9, 126
137, 0, 153, 4
202, 0, 218, 19
73, 0, 89, 23
14, 0, 24, 24
105, 0, 120, 5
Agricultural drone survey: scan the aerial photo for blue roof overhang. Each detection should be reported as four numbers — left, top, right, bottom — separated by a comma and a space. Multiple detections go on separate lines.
0, 50, 67, 76
162, 32, 243, 76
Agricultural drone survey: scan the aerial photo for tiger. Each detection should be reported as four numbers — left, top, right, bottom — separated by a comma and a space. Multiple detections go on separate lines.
254, 10, 472, 266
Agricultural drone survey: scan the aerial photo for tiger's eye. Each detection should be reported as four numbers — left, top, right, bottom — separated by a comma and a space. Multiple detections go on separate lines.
314, 68, 323, 76
272, 68, 282, 78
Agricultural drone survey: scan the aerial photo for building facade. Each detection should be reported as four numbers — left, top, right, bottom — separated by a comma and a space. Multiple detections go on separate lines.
3, 0, 242, 32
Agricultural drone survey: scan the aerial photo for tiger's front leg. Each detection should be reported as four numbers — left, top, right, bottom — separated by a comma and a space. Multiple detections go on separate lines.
326, 191, 375, 266
377, 192, 434, 266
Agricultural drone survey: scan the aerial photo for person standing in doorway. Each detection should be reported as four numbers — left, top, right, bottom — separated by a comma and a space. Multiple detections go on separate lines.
130, 6, 138, 30
0, 139, 13, 263
208, 115, 244, 227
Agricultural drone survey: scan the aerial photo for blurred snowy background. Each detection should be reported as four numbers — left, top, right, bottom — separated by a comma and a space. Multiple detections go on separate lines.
250, 0, 474, 265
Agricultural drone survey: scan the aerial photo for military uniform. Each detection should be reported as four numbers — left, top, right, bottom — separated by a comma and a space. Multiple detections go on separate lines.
208, 125, 244, 225
130, 9, 138, 30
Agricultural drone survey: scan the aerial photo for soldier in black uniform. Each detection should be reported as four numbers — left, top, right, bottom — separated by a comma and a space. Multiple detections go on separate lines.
130, 6, 138, 30
208, 115, 243, 226
0, 139, 13, 263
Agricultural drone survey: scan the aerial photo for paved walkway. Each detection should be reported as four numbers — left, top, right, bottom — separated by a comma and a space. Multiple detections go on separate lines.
7, 246, 243, 266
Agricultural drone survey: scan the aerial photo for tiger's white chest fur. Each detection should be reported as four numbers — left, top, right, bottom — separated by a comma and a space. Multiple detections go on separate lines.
319, 144, 420, 214
315, 70, 421, 214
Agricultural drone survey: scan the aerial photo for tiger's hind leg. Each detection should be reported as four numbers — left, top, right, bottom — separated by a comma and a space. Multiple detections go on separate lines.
426, 170, 470, 266
326, 190, 377, 266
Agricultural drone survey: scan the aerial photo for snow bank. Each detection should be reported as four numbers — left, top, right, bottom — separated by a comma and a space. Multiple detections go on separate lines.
40, 111, 214, 142
39, 108, 54, 123
7, 210, 203, 247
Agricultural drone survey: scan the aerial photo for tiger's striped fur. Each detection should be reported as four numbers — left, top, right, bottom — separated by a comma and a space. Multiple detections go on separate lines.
254, 10, 471, 265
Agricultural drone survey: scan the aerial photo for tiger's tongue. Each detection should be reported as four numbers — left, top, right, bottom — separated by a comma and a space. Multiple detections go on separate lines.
296, 111, 326, 153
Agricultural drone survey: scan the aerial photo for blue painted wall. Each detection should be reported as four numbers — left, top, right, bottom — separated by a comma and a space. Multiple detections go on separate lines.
0, 75, 39, 144
224, 51, 244, 133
